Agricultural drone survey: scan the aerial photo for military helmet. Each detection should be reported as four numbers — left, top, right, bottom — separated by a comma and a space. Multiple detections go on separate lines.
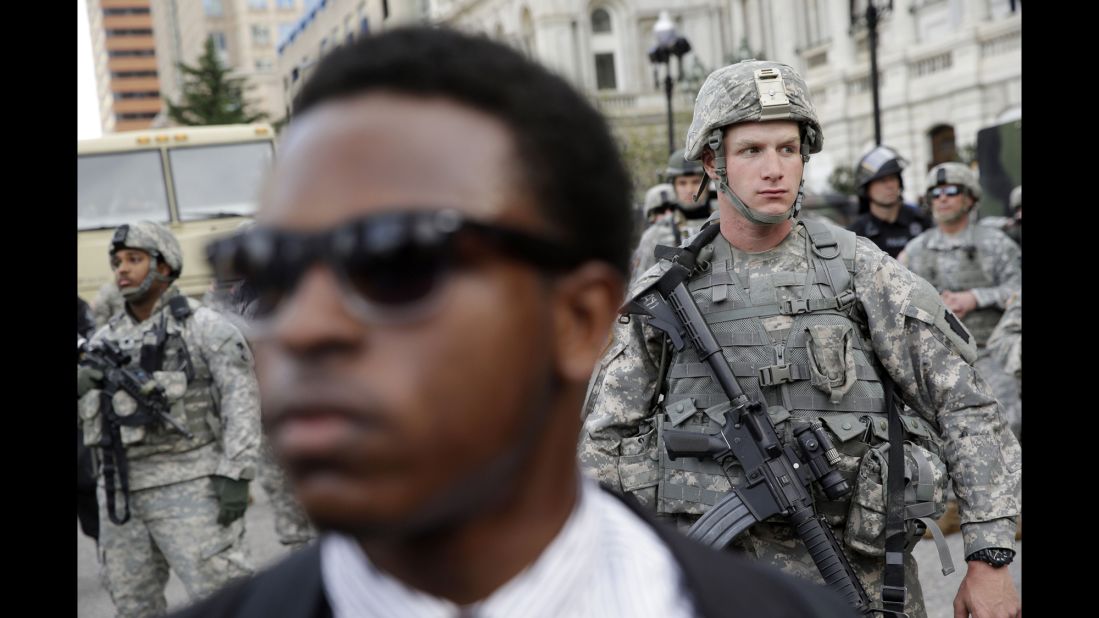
925, 162, 981, 201
684, 59, 823, 162
665, 149, 705, 179
855, 145, 907, 197
109, 221, 183, 278
643, 183, 677, 216
1009, 185, 1022, 211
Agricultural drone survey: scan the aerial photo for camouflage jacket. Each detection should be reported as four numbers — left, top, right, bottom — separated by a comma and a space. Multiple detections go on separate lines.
986, 292, 1022, 384
899, 224, 1021, 345
581, 219, 1021, 556
80, 286, 261, 490
631, 218, 705, 286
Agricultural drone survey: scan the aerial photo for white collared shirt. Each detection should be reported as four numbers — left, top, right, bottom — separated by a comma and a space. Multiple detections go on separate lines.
320, 478, 697, 618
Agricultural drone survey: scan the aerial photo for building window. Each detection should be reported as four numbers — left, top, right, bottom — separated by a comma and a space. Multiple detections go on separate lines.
249, 0, 268, 9
595, 53, 617, 90
320, 37, 328, 55
591, 8, 611, 33
383, 0, 390, 19
116, 112, 159, 121
361, 17, 370, 34
255, 57, 274, 71
106, 29, 154, 37
103, 7, 150, 16
252, 25, 271, 46
291, 67, 300, 82
115, 91, 161, 100
204, 0, 224, 17
278, 23, 295, 43
108, 50, 157, 58
798, 0, 828, 47
277, 0, 295, 9
211, 32, 228, 52
111, 70, 158, 79
928, 125, 958, 168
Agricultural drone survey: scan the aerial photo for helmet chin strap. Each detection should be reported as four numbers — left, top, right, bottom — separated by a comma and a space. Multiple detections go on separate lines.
693, 129, 806, 226
119, 253, 174, 301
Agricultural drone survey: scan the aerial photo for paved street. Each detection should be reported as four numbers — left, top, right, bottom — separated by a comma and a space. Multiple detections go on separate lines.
79, 491, 1021, 617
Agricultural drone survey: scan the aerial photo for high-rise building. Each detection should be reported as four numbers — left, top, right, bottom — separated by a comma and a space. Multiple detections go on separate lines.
87, 0, 162, 132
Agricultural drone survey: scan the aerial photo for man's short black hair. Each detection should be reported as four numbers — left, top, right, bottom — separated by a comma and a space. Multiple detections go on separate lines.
292, 26, 633, 276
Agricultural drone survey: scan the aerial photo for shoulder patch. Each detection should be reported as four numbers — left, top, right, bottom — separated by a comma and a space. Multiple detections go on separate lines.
902, 277, 978, 364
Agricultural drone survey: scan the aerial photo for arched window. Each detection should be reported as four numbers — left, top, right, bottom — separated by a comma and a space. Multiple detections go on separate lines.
592, 8, 611, 33
928, 125, 958, 168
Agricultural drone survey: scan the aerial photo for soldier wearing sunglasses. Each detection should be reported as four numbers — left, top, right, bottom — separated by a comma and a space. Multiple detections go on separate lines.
898, 163, 1022, 439
177, 26, 854, 618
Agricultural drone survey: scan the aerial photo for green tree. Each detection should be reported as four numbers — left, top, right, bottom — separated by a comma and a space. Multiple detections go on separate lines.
828, 166, 858, 197
165, 36, 268, 126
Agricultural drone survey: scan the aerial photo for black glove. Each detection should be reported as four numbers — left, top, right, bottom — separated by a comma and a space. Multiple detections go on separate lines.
212, 476, 250, 526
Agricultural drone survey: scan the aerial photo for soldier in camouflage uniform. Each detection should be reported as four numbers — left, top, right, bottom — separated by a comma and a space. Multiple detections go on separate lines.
204, 250, 317, 551
76, 221, 261, 618
580, 60, 1021, 617
632, 183, 689, 284
899, 164, 1022, 439
666, 148, 712, 221
986, 291, 1021, 439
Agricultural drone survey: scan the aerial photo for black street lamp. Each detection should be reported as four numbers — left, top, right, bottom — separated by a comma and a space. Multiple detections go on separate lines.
850, 0, 893, 146
648, 11, 691, 155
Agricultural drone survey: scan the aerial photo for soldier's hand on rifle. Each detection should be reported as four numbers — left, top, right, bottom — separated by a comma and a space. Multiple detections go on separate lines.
212, 475, 250, 526
77, 366, 104, 397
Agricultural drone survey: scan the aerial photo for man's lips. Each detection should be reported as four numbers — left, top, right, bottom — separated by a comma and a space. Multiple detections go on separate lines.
758, 190, 787, 197
117, 279, 132, 287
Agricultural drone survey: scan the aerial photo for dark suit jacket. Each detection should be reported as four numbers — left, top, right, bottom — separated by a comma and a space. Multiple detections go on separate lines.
171, 488, 857, 618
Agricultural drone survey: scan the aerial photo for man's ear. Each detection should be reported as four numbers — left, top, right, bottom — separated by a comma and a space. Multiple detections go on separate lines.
701, 147, 719, 181
550, 263, 625, 384
157, 261, 172, 277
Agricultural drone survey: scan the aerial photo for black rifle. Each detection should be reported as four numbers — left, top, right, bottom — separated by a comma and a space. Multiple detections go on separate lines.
78, 336, 193, 524
624, 223, 878, 615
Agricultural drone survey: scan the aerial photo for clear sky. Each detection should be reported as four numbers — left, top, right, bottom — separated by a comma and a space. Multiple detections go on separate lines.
78, 0, 101, 140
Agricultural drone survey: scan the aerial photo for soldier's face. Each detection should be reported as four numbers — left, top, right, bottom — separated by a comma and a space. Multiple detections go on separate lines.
930, 184, 972, 225
717, 121, 803, 218
674, 173, 706, 206
867, 175, 901, 206
251, 93, 568, 537
110, 249, 151, 290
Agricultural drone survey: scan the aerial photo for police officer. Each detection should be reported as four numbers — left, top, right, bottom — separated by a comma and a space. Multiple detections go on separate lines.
76, 221, 261, 618
846, 145, 932, 258
580, 60, 1020, 617
899, 165, 1022, 438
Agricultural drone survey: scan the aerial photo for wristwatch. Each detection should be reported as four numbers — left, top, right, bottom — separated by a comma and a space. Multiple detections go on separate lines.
965, 548, 1015, 568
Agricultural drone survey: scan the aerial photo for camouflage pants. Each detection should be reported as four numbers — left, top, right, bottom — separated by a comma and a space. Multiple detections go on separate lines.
661, 515, 927, 617
974, 350, 1021, 440
257, 437, 315, 549
97, 476, 253, 618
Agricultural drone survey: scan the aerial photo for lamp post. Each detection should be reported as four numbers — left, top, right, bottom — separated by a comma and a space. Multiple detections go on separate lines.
648, 11, 691, 155
850, 1, 893, 146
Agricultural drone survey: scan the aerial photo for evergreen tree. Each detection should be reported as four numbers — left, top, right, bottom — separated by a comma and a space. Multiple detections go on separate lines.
165, 36, 268, 125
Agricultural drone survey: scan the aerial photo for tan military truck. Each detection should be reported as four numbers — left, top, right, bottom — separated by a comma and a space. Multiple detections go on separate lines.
78, 124, 276, 304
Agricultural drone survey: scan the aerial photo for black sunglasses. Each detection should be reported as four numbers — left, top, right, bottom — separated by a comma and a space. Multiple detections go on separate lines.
205, 210, 585, 322
928, 185, 963, 199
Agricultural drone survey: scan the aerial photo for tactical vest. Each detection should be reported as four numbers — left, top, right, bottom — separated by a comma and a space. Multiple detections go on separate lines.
110, 297, 218, 458
656, 220, 892, 517
907, 227, 1001, 345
